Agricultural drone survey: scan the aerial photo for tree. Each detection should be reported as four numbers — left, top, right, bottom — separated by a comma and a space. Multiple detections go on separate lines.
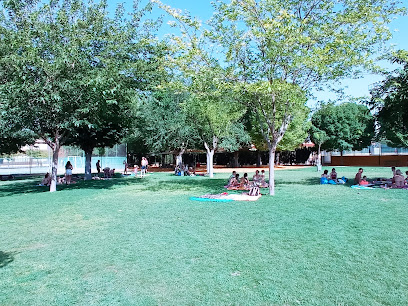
151, 1, 249, 177
184, 72, 248, 177
0, 0, 162, 190
0, 117, 35, 155
137, 90, 200, 167
311, 102, 375, 155
203, 0, 404, 195
246, 100, 310, 163
309, 126, 328, 171
66, 82, 137, 180
242, 80, 308, 194
370, 51, 408, 147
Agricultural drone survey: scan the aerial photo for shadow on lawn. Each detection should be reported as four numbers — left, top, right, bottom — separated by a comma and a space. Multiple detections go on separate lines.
0, 173, 355, 198
0, 177, 144, 197
145, 176, 227, 193
274, 177, 354, 187
0, 251, 15, 268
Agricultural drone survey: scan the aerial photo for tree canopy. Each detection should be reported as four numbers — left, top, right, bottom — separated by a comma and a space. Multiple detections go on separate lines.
135, 89, 200, 166
0, 0, 165, 190
311, 102, 375, 153
370, 51, 408, 148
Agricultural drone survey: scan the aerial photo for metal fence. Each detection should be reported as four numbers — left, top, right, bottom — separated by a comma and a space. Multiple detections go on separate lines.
0, 144, 127, 176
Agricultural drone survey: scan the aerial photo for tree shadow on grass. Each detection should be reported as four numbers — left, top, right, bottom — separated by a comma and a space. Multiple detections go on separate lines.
0, 251, 16, 268
145, 177, 227, 193
0, 176, 145, 197
276, 177, 354, 187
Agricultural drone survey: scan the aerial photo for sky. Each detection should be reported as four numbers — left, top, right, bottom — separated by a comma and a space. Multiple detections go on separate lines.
107, 0, 408, 107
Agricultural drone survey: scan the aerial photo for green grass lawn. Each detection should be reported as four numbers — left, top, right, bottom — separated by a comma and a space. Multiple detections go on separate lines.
1, 166, 407, 305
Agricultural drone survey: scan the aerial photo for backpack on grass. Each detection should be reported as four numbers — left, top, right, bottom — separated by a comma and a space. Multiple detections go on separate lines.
249, 186, 260, 196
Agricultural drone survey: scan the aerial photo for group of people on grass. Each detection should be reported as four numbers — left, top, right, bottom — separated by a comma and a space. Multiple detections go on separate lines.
39, 161, 76, 186
354, 167, 408, 188
174, 164, 194, 176
132, 157, 149, 178
320, 166, 408, 188
320, 168, 347, 184
225, 170, 269, 190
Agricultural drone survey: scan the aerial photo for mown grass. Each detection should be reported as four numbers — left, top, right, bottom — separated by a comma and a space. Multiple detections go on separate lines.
1, 166, 407, 305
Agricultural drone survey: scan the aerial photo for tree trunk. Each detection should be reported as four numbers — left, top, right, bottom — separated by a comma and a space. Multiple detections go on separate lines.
276, 151, 280, 165
204, 137, 217, 178
206, 149, 215, 178
268, 148, 275, 196
84, 148, 93, 180
233, 151, 239, 168
176, 149, 185, 166
256, 151, 261, 167
50, 145, 60, 192
316, 144, 322, 172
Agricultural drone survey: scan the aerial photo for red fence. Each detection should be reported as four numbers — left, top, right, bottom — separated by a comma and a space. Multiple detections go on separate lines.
328, 155, 408, 167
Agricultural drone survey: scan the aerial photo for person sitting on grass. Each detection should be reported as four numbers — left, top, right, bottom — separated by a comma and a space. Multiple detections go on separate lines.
391, 166, 397, 184
103, 167, 110, 178
320, 170, 330, 184
354, 168, 363, 184
226, 171, 237, 187
229, 170, 237, 181
393, 169, 405, 188
359, 176, 369, 185
227, 174, 240, 189
240, 173, 250, 189
330, 168, 337, 180
259, 170, 269, 188
40, 173, 51, 186
174, 165, 181, 176
321, 170, 329, 179
252, 170, 261, 185
406, 171, 408, 182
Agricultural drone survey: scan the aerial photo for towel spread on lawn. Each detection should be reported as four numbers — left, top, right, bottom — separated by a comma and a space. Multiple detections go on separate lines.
190, 193, 262, 202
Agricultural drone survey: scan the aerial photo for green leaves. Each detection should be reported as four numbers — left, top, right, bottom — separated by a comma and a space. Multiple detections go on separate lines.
370, 54, 408, 147
311, 102, 375, 152
209, 0, 405, 87
0, 0, 165, 149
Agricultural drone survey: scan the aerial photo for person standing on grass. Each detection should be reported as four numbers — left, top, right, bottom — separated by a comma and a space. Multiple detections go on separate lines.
354, 168, 363, 184
96, 160, 101, 174
123, 160, 128, 174
141, 157, 148, 177
65, 161, 73, 185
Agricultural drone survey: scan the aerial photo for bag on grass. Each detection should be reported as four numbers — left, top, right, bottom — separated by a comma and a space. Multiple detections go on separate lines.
249, 186, 260, 196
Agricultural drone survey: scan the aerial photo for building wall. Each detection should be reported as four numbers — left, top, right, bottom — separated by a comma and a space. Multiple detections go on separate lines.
328, 155, 408, 167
